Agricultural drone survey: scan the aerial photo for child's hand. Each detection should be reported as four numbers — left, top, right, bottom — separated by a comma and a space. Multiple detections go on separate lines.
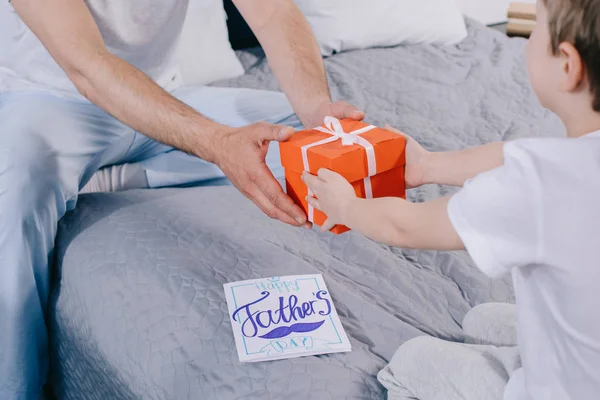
302, 169, 357, 231
385, 125, 430, 189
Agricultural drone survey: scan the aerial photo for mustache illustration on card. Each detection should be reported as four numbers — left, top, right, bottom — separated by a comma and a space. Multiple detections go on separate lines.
259, 320, 326, 339
232, 290, 332, 339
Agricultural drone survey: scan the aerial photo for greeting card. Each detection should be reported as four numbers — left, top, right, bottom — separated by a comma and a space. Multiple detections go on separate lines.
224, 274, 351, 362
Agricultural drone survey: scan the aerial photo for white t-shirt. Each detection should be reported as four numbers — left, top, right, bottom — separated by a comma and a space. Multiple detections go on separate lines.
0, 0, 188, 96
448, 131, 600, 400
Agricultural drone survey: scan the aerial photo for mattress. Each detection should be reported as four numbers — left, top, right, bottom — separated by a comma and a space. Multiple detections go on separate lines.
48, 19, 564, 399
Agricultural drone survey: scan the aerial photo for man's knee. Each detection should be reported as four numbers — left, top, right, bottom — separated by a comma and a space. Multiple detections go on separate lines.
0, 116, 62, 214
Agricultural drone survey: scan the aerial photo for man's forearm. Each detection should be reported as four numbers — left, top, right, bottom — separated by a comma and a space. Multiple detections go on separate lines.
72, 52, 223, 161
240, 0, 330, 127
424, 142, 505, 187
13, 0, 310, 226
342, 197, 463, 250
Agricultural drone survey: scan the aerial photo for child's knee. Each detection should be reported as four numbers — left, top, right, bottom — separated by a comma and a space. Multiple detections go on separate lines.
380, 336, 463, 398
390, 336, 440, 374
463, 303, 517, 346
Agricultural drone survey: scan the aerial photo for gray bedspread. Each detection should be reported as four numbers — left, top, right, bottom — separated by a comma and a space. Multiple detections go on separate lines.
48, 19, 564, 400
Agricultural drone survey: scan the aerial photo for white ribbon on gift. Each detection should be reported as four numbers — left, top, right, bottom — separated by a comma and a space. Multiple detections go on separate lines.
301, 116, 377, 223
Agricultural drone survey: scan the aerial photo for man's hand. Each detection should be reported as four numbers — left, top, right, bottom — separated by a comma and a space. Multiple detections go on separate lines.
302, 169, 357, 231
305, 100, 365, 128
211, 122, 308, 227
385, 125, 431, 189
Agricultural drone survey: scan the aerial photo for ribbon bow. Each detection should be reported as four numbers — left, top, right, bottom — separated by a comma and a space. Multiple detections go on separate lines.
301, 117, 378, 223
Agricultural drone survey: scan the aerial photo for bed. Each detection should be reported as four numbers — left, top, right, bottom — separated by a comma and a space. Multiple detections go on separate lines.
48, 19, 564, 399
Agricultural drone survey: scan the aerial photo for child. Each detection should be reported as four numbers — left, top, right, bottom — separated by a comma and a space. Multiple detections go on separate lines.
302, 0, 600, 399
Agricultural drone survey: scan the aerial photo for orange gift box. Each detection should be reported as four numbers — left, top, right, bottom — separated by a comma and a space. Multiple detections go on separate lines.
280, 117, 406, 234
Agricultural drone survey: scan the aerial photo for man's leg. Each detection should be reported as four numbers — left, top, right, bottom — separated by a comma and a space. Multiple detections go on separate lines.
0, 92, 137, 399
82, 86, 302, 192
377, 336, 521, 400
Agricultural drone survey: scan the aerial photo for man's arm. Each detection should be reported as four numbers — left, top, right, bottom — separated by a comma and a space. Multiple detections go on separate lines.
234, 0, 364, 128
12, 0, 307, 226
13, 0, 219, 159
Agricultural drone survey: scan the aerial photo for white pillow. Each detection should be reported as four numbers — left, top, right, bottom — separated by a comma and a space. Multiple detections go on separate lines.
176, 0, 245, 86
294, 0, 468, 56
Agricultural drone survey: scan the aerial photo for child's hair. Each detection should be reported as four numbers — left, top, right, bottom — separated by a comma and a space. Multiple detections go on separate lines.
543, 0, 600, 110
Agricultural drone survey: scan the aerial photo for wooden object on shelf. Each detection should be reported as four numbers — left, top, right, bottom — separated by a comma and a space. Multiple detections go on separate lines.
507, 2, 536, 37
508, 2, 537, 20
507, 18, 536, 37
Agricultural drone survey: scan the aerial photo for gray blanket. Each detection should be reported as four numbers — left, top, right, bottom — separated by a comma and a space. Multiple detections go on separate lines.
49, 19, 564, 400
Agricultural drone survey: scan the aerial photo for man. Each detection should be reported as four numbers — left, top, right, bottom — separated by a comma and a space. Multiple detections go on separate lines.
0, 0, 364, 398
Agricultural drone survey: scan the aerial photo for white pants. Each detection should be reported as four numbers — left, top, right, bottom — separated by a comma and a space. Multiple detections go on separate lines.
378, 303, 522, 400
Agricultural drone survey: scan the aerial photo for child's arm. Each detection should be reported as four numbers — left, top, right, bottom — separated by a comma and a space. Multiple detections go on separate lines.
345, 196, 463, 250
385, 125, 505, 188
301, 128, 506, 247
304, 133, 540, 279
424, 142, 505, 186
302, 170, 463, 249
